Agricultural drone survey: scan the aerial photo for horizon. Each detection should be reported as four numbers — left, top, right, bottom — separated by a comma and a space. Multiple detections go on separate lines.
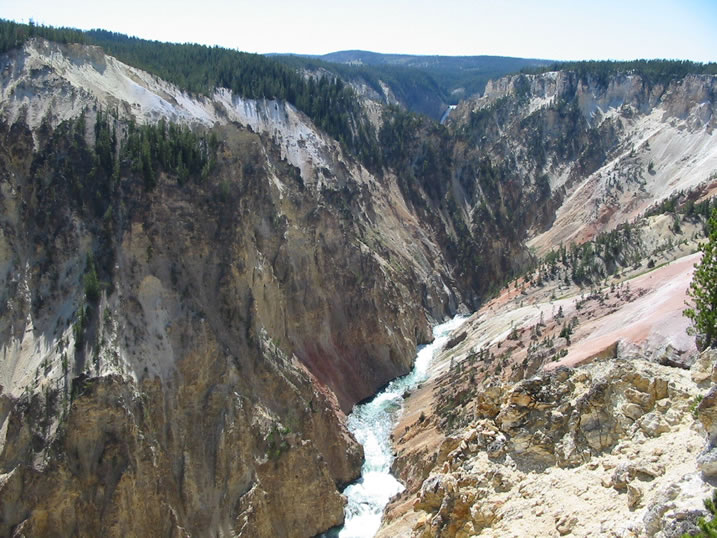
1, 0, 715, 63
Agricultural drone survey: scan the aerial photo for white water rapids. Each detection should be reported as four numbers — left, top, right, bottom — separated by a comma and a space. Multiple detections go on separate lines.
324, 316, 466, 538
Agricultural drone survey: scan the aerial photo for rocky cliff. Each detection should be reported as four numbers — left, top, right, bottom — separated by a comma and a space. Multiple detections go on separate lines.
382, 354, 714, 537
0, 38, 479, 536
447, 69, 717, 255
375, 65, 717, 531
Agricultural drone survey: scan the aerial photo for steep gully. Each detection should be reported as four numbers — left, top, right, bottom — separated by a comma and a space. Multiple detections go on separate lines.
324, 317, 466, 538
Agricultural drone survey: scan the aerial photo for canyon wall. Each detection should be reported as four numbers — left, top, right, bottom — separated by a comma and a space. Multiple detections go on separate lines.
0, 39, 470, 537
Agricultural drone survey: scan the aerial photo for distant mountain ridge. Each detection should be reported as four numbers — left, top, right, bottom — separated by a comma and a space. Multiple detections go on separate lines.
318, 49, 549, 69
272, 50, 553, 120
319, 50, 554, 99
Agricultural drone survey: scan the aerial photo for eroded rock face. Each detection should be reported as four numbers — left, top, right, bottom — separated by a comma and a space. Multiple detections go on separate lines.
0, 120, 407, 534
382, 356, 710, 538
466, 362, 677, 470
0, 42, 480, 537
448, 70, 717, 256
696, 374, 717, 479
3, 38, 717, 538
0, 339, 359, 537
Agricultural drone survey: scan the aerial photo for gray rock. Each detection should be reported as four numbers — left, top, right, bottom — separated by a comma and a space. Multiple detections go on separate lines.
638, 412, 671, 437
643, 484, 680, 536
555, 513, 578, 535
697, 448, 717, 478
627, 483, 643, 509
698, 385, 717, 444
623, 402, 645, 421
659, 509, 708, 538
691, 349, 715, 384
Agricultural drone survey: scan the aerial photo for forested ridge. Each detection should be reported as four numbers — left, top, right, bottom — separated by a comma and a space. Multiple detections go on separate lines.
275, 54, 448, 119
0, 19, 381, 168
5, 18, 715, 305
314, 50, 554, 105
522, 59, 717, 86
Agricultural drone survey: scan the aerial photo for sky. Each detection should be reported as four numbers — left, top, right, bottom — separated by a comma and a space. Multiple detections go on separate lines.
1, 0, 716, 62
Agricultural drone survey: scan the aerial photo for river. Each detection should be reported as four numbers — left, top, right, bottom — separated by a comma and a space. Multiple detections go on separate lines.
324, 316, 466, 538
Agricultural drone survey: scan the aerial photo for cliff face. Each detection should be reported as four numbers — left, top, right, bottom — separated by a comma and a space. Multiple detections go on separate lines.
0, 39, 469, 537
448, 70, 717, 255
377, 66, 717, 533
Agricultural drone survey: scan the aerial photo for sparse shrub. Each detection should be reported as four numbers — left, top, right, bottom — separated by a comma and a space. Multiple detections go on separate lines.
83, 255, 100, 303
559, 322, 572, 341
690, 395, 705, 419
682, 489, 717, 537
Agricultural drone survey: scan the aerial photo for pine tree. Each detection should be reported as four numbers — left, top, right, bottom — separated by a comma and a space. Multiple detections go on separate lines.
684, 209, 717, 350
83, 254, 100, 303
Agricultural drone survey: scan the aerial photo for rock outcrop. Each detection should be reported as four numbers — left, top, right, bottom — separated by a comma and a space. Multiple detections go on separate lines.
381, 353, 713, 538
696, 378, 717, 479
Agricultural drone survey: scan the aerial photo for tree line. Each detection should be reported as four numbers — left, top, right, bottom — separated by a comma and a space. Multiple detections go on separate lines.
35, 108, 217, 217
521, 59, 717, 88
0, 19, 380, 168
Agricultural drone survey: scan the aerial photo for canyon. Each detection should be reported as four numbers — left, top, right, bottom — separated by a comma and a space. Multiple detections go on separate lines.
0, 38, 462, 537
0, 29, 716, 537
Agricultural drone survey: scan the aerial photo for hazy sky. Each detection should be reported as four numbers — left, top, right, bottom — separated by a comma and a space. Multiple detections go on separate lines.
2, 0, 715, 61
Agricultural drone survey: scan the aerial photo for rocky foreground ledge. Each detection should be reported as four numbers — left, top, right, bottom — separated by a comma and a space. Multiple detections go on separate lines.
381, 351, 716, 537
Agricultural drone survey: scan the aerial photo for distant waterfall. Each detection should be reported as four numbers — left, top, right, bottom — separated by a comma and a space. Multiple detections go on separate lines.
440, 105, 457, 124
